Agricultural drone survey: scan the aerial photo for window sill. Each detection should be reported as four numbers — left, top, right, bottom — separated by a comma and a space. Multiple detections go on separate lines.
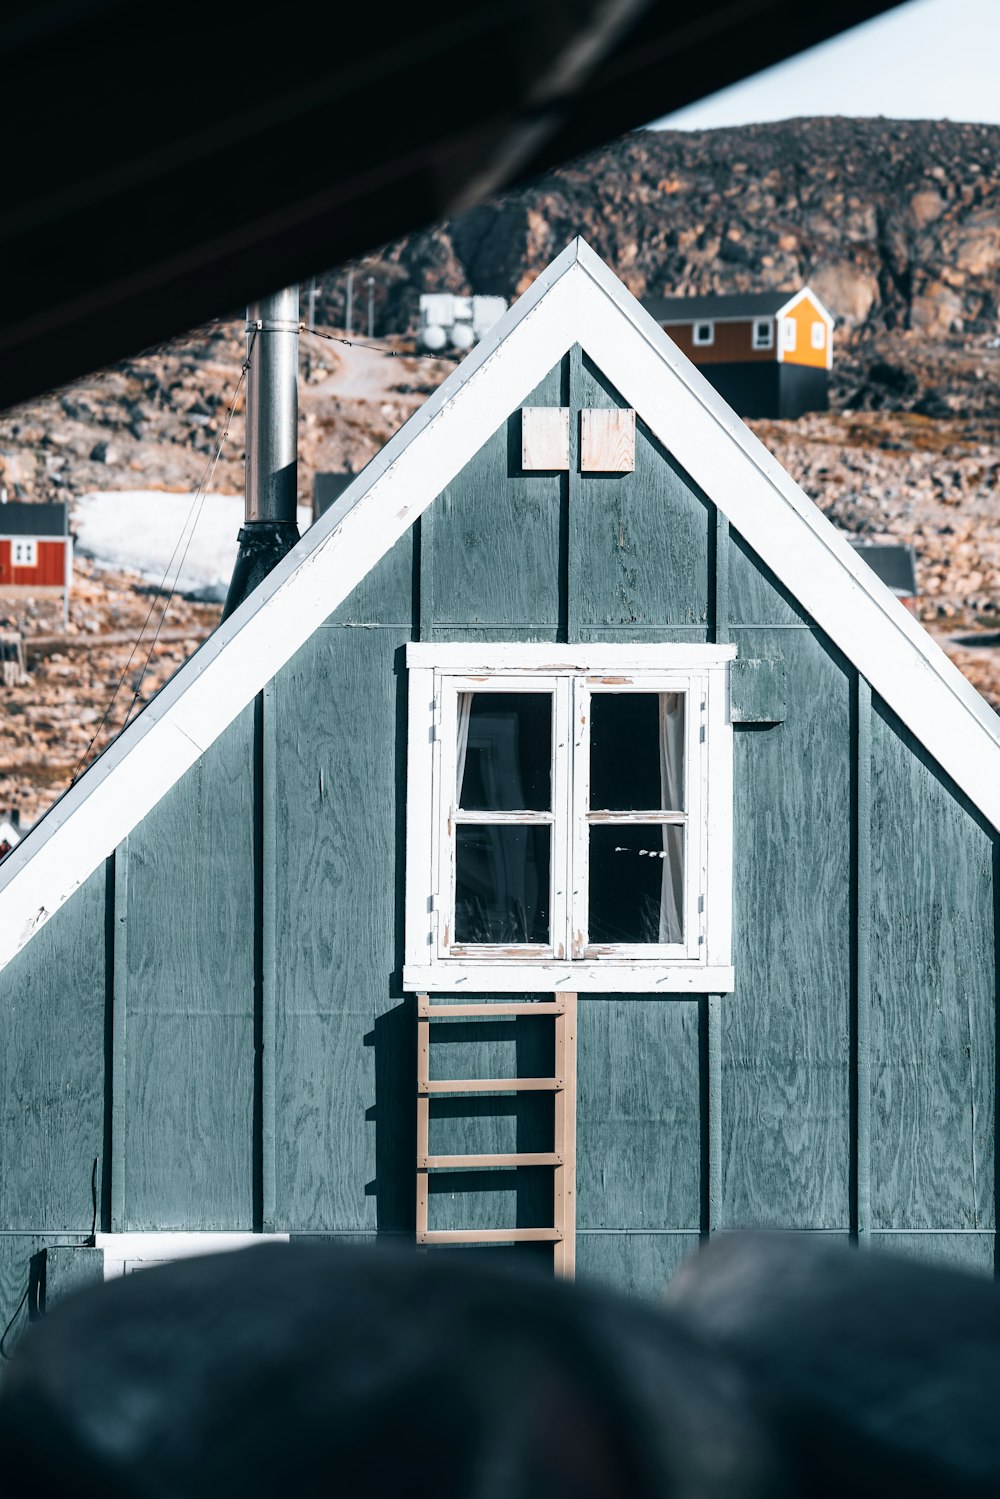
403, 962, 735, 994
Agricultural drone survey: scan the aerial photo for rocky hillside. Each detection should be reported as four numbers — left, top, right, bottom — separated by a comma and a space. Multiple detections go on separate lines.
327, 117, 1000, 416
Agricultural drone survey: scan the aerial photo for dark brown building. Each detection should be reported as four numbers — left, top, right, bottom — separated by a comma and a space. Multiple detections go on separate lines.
644, 287, 834, 418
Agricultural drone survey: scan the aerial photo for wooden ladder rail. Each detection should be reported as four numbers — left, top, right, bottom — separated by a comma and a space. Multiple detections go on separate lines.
416, 993, 578, 1276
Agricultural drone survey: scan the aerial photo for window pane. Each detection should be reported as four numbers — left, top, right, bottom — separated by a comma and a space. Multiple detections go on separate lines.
455, 825, 550, 944
458, 692, 551, 811
590, 692, 684, 811
589, 824, 684, 945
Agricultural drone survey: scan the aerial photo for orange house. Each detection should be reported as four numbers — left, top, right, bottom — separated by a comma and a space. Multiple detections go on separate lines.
0, 500, 72, 598
644, 287, 834, 418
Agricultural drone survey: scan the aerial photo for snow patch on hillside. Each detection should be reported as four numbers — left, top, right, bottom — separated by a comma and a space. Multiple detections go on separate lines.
74, 491, 313, 601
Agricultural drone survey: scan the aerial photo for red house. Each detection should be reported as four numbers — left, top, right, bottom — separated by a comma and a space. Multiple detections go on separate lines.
0, 500, 72, 597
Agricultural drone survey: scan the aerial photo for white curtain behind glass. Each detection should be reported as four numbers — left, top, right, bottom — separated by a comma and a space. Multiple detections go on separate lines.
456, 692, 473, 800
658, 692, 685, 943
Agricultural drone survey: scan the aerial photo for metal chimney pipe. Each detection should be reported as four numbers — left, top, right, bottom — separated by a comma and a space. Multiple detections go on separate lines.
222, 287, 300, 618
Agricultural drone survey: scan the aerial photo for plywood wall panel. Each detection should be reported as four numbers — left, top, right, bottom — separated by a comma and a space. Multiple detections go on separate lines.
577, 998, 701, 1233
428, 363, 565, 630
0, 865, 107, 1231
576, 1231, 700, 1298
721, 626, 852, 1228
870, 1232, 995, 1276
869, 699, 995, 1233
271, 626, 409, 1230
125, 1015, 254, 1229
123, 709, 256, 1228
571, 352, 710, 630
325, 526, 415, 628
0, 1233, 45, 1356
727, 528, 810, 627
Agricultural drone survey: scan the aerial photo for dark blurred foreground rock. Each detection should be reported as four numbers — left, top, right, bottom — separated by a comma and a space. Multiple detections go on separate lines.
2, 1234, 1000, 1498
0, 1241, 774, 1499
666, 1232, 1000, 1498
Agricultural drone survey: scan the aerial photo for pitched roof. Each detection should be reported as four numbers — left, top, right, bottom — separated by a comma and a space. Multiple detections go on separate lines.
0, 500, 68, 536
646, 286, 835, 329
645, 291, 793, 323
0, 239, 996, 972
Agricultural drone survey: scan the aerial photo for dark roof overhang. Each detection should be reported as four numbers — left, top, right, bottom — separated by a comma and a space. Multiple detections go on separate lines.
1, 0, 902, 412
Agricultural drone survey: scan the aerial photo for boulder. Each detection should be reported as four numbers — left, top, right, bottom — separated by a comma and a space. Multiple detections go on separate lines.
667, 1232, 1000, 1499
0, 1242, 778, 1499
809, 261, 881, 326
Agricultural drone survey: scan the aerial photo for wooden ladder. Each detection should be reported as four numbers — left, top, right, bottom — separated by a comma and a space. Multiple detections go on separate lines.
416, 993, 577, 1276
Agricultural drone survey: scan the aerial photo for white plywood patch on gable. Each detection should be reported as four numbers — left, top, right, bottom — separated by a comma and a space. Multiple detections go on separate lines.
581, 406, 635, 471
522, 406, 570, 469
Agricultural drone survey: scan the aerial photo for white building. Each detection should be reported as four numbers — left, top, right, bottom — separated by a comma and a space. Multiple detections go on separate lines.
418, 293, 508, 352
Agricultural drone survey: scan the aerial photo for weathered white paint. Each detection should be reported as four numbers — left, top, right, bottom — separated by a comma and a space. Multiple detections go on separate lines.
1, 239, 998, 973
407, 644, 737, 671
404, 643, 733, 992
402, 963, 737, 993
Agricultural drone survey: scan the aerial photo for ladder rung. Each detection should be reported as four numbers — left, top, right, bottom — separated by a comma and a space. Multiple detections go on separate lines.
417, 1228, 563, 1245
418, 1001, 566, 1018
418, 1152, 562, 1169
419, 1077, 563, 1094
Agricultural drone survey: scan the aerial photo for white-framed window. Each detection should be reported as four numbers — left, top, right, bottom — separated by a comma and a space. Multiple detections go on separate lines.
12, 538, 37, 567
752, 319, 774, 350
404, 644, 735, 994
94, 1231, 290, 1278
811, 320, 826, 349
781, 318, 797, 352
692, 321, 715, 347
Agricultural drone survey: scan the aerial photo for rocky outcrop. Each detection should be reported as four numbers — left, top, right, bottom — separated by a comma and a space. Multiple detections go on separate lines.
321, 118, 1000, 366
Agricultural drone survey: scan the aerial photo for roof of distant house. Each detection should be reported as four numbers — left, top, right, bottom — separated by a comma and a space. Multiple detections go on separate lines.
0, 501, 67, 536
647, 290, 809, 324
848, 540, 918, 598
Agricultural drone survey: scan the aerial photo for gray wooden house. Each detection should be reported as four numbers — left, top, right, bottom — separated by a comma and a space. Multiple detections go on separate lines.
1, 242, 998, 1330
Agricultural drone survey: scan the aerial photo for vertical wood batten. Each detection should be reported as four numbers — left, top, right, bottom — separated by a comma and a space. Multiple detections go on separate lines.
712, 509, 729, 647
996, 838, 1000, 1280
110, 839, 128, 1230
855, 676, 872, 1241
102, 857, 115, 1232
704, 510, 729, 1236
566, 346, 580, 644
706, 995, 723, 1235
417, 512, 432, 643
260, 684, 277, 1230
869, 696, 994, 1235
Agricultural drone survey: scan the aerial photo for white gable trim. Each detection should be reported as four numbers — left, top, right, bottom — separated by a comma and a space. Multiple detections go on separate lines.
775, 286, 835, 328
0, 239, 997, 973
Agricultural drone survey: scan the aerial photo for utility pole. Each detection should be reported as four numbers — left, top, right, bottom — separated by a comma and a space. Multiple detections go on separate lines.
367, 276, 375, 339
345, 269, 354, 336
307, 276, 317, 333
222, 287, 300, 619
